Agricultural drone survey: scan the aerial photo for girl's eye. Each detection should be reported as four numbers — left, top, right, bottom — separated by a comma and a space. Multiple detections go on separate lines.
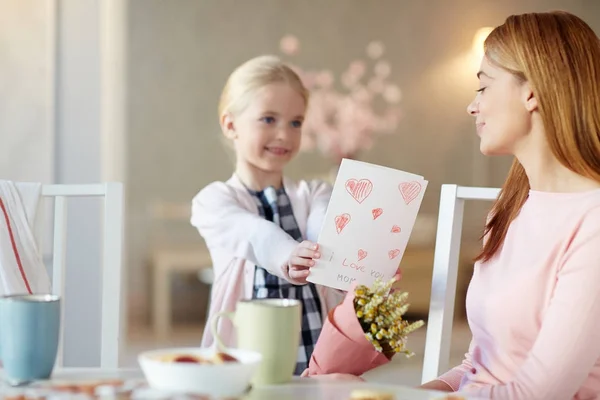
476, 87, 487, 94
261, 116, 276, 124
290, 120, 303, 128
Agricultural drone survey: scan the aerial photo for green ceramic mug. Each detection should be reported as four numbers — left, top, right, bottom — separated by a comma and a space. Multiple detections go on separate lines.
211, 298, 302, 385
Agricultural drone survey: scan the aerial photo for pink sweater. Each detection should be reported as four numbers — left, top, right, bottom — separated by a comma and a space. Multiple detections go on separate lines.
439, 188, 600, 400
191, 174, 344, 348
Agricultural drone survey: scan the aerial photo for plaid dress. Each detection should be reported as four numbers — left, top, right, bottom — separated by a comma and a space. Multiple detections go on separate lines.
248, 186, 323, 375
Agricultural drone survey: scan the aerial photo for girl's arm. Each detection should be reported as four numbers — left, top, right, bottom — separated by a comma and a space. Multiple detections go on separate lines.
305, 180, 333, 243
191, 182, 304, 284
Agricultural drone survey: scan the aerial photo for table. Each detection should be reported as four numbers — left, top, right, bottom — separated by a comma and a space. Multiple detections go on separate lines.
0, 368, 483, 399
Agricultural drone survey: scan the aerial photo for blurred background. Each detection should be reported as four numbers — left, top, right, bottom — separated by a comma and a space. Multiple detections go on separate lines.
3, 0, 597, 384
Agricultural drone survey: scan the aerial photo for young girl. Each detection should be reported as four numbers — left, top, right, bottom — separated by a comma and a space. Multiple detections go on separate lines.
191, 55, 344, 374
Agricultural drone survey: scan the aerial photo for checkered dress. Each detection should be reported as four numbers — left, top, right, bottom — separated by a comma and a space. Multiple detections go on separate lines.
248, 186, 323, 375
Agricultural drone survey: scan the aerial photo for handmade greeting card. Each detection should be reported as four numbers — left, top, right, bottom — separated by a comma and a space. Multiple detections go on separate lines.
307, 159, 428, 291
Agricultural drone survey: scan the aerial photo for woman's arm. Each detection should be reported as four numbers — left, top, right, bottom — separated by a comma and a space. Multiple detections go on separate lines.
420, 339, 476, 392
420, 380, 454, 392
463, 210, 600, 399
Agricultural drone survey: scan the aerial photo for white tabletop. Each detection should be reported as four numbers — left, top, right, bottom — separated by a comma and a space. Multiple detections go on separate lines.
245, 380, 465, 400
0, 368, 481, 399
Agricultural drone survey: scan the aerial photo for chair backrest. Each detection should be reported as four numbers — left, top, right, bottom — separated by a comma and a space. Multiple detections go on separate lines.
41, 182, 123, 368
421, 184, 500, 384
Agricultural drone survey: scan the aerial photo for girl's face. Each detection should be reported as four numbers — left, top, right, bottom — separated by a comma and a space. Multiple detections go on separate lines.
225, 83, 306, 176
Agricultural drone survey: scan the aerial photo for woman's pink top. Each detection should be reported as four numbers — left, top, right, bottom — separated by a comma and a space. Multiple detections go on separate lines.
440, 189, 600, 400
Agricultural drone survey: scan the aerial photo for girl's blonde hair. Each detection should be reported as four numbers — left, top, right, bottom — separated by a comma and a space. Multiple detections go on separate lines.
218, 55, 309, 120
477, 11, 600, 262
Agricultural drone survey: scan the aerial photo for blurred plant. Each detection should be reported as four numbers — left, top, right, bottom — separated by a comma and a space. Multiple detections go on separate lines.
280, 35, 403, 164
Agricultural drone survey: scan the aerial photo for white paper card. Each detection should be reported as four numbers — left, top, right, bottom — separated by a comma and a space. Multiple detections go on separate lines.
307, 159, 428, 291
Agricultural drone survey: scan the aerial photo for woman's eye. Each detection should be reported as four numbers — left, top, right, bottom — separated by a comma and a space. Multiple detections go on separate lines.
476, 87, 487, 94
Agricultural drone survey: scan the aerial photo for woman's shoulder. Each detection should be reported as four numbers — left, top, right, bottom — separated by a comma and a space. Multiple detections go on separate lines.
574, 198, 600, 235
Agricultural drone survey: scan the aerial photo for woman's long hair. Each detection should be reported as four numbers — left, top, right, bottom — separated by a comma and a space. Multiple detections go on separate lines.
477, 11, 600, 262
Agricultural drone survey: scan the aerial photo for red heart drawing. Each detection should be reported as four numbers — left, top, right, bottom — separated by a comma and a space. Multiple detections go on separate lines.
372, 208, 383, 220
391, 225, 401, 233
399, 181, 422, 205
357, 249, 368, 261
345, 179, 373, 204
335, 213, 351, 234
388, 249, 401, 260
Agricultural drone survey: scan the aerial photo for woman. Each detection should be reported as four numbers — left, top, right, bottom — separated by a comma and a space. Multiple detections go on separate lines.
320, 11, 600, 400
421, 10, 600, 399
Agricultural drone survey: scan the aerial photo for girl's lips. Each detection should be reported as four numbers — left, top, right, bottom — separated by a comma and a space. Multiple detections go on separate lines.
266, 147, 290, 156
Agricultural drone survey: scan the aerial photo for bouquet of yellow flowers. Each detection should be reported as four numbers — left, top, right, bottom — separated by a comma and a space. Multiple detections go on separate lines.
305, 277, 424, 376
355, 277, 424, 357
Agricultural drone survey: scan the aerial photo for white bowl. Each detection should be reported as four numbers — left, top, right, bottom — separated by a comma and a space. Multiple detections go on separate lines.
138, 347, 262, 397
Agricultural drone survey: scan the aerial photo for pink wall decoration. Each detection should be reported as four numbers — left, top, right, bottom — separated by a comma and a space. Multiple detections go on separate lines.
279, 35, 404, 164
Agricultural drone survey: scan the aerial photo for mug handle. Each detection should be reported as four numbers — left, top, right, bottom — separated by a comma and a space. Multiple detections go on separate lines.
210, 311, 235, 352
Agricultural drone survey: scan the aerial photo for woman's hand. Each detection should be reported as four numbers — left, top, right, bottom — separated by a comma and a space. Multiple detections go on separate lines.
300, 369, 364, 381
419, 379, 454, 392
394, 268, 402, 280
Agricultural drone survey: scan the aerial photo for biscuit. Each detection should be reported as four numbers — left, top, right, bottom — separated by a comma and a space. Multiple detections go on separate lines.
349, 389, 395, 400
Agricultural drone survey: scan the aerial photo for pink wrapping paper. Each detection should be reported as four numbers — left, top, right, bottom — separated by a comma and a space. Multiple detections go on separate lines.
306, 286, 391, 376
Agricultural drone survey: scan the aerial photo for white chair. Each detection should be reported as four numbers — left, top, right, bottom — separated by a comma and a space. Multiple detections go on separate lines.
40, 182, 124, 368
421, 184, 500, 384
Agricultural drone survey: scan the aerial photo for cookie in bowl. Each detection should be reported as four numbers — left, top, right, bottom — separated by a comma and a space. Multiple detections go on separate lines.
138, 347, 261, 398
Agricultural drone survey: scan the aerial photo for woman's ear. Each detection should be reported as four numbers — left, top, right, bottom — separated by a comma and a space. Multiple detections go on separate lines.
522, 82, 538, 112
221, 113, 237, 140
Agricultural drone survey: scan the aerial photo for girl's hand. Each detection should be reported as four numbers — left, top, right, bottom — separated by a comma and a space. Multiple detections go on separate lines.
288, 241, 320, 283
